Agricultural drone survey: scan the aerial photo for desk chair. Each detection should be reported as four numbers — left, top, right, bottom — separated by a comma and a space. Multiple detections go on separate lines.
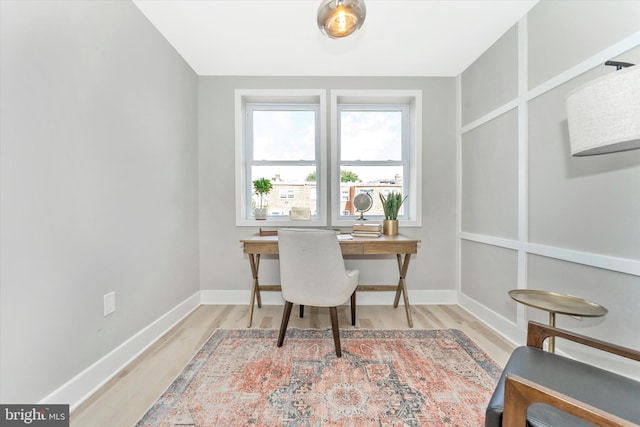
276, 229, 359, 357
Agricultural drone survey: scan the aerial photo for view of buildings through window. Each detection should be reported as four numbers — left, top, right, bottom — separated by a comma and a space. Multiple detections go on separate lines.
253, 174, 404, 217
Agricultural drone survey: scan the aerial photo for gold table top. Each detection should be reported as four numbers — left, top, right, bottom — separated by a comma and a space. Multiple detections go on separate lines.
508, 289, 608, 317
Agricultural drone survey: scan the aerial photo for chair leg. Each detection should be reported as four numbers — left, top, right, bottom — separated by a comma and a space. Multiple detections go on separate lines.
300, 304, 304, 318
350, 291, 356, 326
329, 306, 342, 357
277, 301, 294, 347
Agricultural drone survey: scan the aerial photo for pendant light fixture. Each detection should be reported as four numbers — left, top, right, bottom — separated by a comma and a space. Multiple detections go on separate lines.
317, 0, 366, 39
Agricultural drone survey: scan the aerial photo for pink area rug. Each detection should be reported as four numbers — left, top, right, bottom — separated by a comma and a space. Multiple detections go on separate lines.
136, 328, 502, 426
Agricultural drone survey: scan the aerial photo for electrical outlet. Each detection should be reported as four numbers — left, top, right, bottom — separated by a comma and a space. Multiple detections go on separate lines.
104, 292, 116, 316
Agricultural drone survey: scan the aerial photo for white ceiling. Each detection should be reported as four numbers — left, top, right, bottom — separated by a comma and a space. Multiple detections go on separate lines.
133, 0, 538, 77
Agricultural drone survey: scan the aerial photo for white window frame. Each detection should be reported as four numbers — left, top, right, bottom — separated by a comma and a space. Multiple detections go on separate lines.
235, 89, 327, 227
330, 90, 422, 227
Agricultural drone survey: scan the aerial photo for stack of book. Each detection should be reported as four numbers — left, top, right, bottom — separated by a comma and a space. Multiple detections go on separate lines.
351, 223, 382, 237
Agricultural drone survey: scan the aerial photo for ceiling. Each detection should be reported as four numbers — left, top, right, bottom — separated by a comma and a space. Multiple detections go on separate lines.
132, 0, 538, 77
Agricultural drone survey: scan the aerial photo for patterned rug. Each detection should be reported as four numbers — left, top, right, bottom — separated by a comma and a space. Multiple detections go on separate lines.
136, 328, 502, 426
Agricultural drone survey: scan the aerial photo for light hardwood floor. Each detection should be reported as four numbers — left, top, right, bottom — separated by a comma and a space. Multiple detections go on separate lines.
70, 304, 515, 427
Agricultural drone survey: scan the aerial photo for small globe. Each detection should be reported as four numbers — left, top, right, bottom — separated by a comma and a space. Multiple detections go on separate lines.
353, 193, 373, 220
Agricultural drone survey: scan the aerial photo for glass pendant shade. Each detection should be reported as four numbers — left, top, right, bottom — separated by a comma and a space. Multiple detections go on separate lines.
566, 66, 640, 156
317, 0, 366, 39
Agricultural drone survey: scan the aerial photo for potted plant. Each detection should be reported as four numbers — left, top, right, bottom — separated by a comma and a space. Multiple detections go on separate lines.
252, 177, 273, 220
379, 191, 407, 235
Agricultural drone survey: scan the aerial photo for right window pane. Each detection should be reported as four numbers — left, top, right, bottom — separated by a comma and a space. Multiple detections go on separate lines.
338, 105, 408, 219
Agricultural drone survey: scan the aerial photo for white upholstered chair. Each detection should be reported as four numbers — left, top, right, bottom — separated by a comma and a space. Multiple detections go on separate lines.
276, 229, 359, 357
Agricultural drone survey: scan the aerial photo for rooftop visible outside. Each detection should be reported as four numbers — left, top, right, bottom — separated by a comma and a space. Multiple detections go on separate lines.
253, 176, 404, 218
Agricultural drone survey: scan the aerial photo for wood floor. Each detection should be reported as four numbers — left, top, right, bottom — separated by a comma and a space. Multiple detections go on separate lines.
70, 304, 515, 427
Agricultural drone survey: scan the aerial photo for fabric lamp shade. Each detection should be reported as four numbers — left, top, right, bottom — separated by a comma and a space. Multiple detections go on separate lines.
566, 66, 640, 156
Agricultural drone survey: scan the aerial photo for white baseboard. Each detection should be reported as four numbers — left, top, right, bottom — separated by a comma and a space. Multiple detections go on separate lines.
42, 292, 201, 412
200, 289, 458, 306
457, 292, 524, 347
45, 289, 501, 413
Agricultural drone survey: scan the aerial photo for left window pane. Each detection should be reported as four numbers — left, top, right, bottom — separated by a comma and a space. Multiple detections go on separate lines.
246, 103, 320, 221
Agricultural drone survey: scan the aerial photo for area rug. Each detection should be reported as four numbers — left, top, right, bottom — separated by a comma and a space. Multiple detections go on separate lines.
136, 328, 502, 427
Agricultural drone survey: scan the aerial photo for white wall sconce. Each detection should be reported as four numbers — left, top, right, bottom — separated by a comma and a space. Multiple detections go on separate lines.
566, 61, 640, 156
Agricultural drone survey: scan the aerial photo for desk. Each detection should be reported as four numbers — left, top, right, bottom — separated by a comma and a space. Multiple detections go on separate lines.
240, 234, 420, 328
509, 289, 608, 353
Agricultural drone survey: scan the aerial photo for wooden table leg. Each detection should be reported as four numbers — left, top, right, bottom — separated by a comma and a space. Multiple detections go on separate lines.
548, 312, 556, 353
393, 254, 414, 328
254, 255, 262, 308
247, 254, 262, 328
393, 255, 403, 307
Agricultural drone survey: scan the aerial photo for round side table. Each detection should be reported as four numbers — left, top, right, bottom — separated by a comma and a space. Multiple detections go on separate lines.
508, 289, 608, 353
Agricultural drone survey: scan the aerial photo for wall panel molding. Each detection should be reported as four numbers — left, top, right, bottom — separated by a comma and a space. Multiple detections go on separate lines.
461, 233, 640, 277
516, 15, 529, 328
459, 232, 522, 251
527, 243, 640, 277
460, 99, 518, 135
458, 30, 640, 289
527, 31, 640, 102
460, 31, 640, 134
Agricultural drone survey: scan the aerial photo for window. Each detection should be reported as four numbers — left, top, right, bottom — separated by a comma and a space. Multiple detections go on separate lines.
236, 89, 420, 227
235, 90, 327, 226
338, 106, 406, 220
331, 90, 422, 226
247, 105, 316, 218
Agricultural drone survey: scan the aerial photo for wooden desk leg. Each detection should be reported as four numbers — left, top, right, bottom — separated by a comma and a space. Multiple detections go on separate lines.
254, 255, 262, 308
247, 254, 262, 328
393, 255, 403, 307
393, 254, 414, 328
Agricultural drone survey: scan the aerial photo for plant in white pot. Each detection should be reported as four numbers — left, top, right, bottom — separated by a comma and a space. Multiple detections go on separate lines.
379, 191, 407, 235
252, 177, 273, 220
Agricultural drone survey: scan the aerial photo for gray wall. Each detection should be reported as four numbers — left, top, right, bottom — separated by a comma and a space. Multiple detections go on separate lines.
460, 0, 640, 379
198, 77, 457, 294
0, 1, 199, 403
3, 0, 638, 406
